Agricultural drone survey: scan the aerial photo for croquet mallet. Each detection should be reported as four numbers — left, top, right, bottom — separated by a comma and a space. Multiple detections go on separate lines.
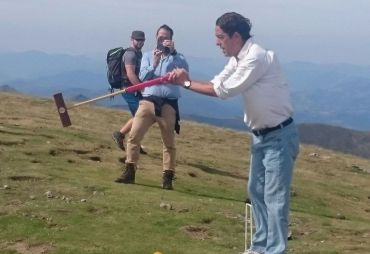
53, 75, 169, 127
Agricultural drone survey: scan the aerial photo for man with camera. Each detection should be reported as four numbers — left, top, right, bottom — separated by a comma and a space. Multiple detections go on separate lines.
115, 24, 188, 190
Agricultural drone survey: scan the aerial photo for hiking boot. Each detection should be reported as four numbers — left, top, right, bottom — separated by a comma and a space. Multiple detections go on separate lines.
162, 170, 174, 190
115, 163, 136, 184
139, 145, 147, 155
112, 131, 125, 151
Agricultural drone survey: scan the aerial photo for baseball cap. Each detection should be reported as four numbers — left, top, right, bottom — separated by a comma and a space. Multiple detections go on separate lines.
131, 30, 145, 40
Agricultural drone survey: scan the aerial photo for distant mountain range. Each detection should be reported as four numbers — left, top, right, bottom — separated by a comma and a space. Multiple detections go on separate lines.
2, 50, 370, 159
298, 123, 370, 159
1, 50, 370, 132
2, 84, 370, 160
284, 62, 370, 130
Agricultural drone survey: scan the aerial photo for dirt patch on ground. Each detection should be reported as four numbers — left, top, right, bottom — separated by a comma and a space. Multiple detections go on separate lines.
1, 241, 54, 254
181, 225, 210, 240
8, 176, 43, 182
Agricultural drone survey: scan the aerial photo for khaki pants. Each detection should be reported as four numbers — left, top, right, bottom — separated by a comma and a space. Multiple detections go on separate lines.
126, 100, 176, 171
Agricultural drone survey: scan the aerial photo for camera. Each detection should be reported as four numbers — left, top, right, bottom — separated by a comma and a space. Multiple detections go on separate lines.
156, 39, 170, 54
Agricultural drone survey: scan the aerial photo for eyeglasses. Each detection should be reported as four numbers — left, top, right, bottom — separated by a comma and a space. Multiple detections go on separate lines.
134, 39, 145, 42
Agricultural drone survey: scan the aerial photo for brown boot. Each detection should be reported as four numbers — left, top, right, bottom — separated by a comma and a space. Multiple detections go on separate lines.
162, 170, 174, 190
115, 163, 136, 184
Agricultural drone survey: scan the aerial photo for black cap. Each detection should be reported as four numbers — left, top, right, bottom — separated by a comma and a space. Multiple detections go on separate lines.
131, 30, 145, 40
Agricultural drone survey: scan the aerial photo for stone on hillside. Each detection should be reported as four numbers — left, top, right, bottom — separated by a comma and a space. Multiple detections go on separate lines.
3, 185, 10, 189
160, 202, 173, 210
287, 230, 293, 240
336, 213, 346, 220
81, 199, 87, 202
45, 191, 53, 198
309, 153, 319, 157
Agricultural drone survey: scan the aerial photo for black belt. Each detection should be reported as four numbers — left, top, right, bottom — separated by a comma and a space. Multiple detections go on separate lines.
252, 117, 293, 136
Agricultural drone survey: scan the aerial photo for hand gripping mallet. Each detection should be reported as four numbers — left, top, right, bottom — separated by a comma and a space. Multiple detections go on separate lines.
53, 75, 169, 127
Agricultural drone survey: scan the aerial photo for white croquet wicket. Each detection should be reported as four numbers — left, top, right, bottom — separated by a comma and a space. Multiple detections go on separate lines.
245, 203, 254, 252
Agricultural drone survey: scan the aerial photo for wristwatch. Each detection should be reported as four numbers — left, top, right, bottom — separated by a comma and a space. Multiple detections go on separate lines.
184, 80, 192, 89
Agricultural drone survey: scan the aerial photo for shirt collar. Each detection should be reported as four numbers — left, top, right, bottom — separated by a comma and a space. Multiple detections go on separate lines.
236, 38, 253, 61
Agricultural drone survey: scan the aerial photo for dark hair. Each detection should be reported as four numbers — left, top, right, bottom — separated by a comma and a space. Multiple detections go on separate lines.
156, 24, 174, 39
216, 12, 252, 41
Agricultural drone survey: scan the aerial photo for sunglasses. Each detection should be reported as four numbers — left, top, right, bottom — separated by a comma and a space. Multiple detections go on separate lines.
135, 39, 145, 42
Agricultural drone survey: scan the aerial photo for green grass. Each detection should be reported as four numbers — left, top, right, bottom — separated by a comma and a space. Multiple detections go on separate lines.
0, 92, 370, 253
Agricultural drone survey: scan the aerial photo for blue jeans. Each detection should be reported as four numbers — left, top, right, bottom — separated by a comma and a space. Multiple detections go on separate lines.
121, 92, 141, 116
248, 122, 299, 254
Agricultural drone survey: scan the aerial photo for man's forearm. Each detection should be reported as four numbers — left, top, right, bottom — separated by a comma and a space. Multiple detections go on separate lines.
186, 80, 217, 97
127, 73, 141, 85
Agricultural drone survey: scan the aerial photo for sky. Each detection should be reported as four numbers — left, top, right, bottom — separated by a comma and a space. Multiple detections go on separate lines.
1, 0, 370, 65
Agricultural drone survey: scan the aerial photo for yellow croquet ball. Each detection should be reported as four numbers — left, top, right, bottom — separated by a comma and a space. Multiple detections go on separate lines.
153, 252, 163, 254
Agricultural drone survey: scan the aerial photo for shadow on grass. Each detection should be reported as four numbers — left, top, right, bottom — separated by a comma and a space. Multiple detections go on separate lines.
188, 162, 247, 181
135, 182, 245, 203
0, 128, 55, 139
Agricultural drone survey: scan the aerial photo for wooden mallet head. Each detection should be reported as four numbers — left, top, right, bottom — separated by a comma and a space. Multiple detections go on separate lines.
53, 93, 71, 127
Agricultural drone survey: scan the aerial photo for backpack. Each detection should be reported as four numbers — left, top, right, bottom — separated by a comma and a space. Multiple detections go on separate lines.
106, 47, 127, 90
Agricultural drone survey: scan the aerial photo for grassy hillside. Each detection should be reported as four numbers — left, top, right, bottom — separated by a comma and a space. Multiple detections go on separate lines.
0, 92, 369, 254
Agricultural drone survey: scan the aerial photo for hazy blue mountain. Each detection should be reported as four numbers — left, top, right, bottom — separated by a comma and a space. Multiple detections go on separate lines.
1, 51, 370, 130
0, 50, 104, 81
0, 85, 18, 93
284, 62, 370, 129
4, 70, 106, 96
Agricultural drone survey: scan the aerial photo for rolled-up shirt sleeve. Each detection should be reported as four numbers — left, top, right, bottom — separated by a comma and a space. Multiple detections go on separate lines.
212, 54, 268, 99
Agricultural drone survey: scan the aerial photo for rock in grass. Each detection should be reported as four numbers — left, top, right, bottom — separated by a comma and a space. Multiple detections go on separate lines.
287, 230, 293, 240
160, 202, 172, 210
336, 213, 346, 220
45, 191, 54, 198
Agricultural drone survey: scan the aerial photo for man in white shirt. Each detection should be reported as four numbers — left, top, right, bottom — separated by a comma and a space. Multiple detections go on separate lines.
169, 12, 299, 254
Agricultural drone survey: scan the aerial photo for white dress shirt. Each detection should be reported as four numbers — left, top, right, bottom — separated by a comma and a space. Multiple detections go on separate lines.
211, 38, 293, 130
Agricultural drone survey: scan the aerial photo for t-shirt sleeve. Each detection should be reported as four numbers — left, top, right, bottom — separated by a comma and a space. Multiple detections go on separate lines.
123, 50, 136, 65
